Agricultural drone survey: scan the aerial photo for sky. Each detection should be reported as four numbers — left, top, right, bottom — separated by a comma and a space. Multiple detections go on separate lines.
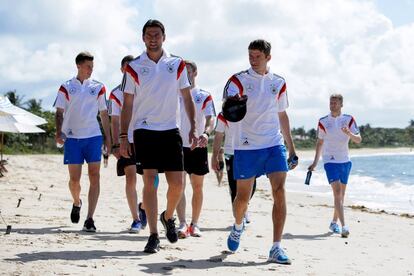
0, 0, 413, 129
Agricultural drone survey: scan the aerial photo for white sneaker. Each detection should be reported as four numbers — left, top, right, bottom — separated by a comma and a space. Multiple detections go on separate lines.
177, 222, 189, 239
189, 223, 202, 237
244, 212, 251, 224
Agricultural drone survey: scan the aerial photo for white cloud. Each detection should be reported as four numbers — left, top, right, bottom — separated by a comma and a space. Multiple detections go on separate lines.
0, 0, 413, 128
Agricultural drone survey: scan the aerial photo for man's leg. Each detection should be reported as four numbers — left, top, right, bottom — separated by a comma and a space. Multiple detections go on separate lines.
233, 178, 255, 225
331, 181, 345, 226
190, 174, 204, 225
68, 164, 82, 206
164, 171, 184, 220
268, 172, 287, 243
87, 162, 101, 219
143, 169, 158, 234
176, 174, 187, 225
125, 165, 138, 221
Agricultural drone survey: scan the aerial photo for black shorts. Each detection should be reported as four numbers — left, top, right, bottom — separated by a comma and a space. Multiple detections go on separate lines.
116, 144, 143, 176
134, 128, 183, 172
183, 147, 209, 175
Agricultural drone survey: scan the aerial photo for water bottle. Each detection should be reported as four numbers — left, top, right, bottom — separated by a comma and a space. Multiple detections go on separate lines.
56, 133, 66, 149
287, 155, 299, 170
102, 146, 109, 168
305, 171, 312, 185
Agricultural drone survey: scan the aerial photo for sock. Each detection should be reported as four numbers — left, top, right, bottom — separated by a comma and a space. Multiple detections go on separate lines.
271, 242, 281, 250
234, 223, 243, 231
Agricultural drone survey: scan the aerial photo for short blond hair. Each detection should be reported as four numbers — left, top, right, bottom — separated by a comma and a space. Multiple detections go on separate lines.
330, 93, 343, 104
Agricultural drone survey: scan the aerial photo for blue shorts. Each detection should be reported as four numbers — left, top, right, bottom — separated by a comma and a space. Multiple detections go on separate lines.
324, 162, 352, 184
63, 136, 103, 164
233, 145, 288, 180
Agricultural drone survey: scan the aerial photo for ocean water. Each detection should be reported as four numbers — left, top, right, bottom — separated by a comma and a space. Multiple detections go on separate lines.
285, 153, 414, 215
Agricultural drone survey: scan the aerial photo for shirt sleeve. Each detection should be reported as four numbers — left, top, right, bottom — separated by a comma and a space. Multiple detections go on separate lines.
202, 95, 216, 117
97, 85, 107, 111
109, 91, 122, 116
177, 60, 191, 90
121, 64, 139, 95
53, 85, 68, 110
223, 75, 243, 99
348, 116, 360, 135
317, 121, 327, 139
215, 113, 227, 133
276, 81, 289, 112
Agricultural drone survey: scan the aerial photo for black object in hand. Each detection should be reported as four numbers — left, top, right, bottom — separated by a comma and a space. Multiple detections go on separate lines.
287, 155, 299, 170
305, 171, 312, 185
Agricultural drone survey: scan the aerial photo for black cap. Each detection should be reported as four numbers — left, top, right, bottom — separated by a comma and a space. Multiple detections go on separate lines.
222, 95, 248, 122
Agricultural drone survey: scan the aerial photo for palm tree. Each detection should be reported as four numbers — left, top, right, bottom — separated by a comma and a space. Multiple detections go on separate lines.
4, 90, 24, 107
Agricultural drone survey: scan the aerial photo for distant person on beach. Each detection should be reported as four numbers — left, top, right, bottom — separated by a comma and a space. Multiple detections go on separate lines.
222, 39, 297, 264
54, 51, 111, 232
211, 112, 256, 223
109, 55, 146, 234
308, 94, 362, 238
175, 60, 216, 239
119, 19, 197, 253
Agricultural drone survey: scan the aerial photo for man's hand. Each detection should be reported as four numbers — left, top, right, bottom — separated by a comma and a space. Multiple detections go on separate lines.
120, 139, 131, 158
55, 132, 64, 145
112, 148, 121, 159
308, 162, 317, 171
197, 133, 209, 148
189, 127, 198, 150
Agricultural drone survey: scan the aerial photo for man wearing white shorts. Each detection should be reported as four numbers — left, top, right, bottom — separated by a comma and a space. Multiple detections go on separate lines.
176, 60, 215, 238
308, 94, 362, 238
223, 39, 297, 265
54, 51, 111, 232
120, 19, 197, 253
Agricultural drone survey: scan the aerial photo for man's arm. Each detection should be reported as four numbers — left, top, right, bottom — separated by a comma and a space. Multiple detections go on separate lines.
55, 108, 64, 144
308, 138, 324, 171
99, 110, 112, 156
342, 127, 362, 144
211, 131, 225, 171
180, 87, 197, 148
278, 111, 297, 169
198, 115, 215, 148
111, 116, 121, 159
120, 93, 133, 158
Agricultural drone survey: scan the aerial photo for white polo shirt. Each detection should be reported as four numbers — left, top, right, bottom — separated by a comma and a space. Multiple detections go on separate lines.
121, 50, 191, 131
215, 112, 234, 155
223, 67, 289, 150
108, 85, 133, 143
317, 113, 360, 163
180, 87, 216, 148
54, 77, 107, 139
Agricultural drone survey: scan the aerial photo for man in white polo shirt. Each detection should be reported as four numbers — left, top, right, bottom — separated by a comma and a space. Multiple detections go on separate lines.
54, 51, 111, 232
120, 19, 197, 253
223, 39, 297, 265
175, 60, 216, 239
308, 94, 362, 238
109, 55, 146, 234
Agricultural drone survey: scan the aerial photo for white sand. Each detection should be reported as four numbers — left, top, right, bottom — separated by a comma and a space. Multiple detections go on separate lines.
0, 151, 413, 275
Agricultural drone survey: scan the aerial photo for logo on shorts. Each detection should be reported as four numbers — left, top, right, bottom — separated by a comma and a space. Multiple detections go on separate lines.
246, 83, 254, 92
140, 67, 150, 75
270, 83, 278, 94
167, 63, 174, 73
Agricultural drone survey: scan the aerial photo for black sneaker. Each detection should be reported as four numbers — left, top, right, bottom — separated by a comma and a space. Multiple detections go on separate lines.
159, 211, 178, 243
70, 200, 82, 223
144, 233, 160, 254
82, 218, 96, 232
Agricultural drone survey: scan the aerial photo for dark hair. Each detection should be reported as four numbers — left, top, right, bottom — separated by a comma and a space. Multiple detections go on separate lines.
248, 39, 271, 56
142, 19, 165, 35
184, 60, 197, 72
121, 55, 134, 67
75, 51, 94, 65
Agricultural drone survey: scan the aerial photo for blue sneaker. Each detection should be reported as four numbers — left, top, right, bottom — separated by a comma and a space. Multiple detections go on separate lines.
329, 222, 341, 234
129, 220, 142, 233
138, 202, 147, 229
268, 246, 291, 265
227, 225, 243, 252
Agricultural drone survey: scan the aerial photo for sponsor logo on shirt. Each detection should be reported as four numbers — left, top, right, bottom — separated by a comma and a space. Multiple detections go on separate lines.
242, 137, 249, 145
140, 67, 150, 75
246, 83, 254, 92
69, 87, 77, 94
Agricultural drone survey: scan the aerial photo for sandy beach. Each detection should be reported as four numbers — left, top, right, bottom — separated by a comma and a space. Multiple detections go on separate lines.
0, 150, 413, 275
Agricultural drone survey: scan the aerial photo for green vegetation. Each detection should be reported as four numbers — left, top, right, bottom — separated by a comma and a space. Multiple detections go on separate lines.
1, 90, 414, 154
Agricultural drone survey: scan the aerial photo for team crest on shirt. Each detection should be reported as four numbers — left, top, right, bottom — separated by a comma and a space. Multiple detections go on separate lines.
140, 67, 150, 76
166, 63, 174, 73
269, 83, 278, 94
89, 87, 97, 95
194, 95, 203, 103
69, 87, 77, 94
246, 83, 254, 92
